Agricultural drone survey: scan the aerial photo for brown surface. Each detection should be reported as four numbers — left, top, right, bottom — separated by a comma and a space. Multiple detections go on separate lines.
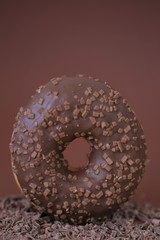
0, 1, 160, 207
0, 196, 160, 239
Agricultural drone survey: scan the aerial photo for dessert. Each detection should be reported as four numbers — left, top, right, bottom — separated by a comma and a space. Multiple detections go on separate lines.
10, 75, 147, 224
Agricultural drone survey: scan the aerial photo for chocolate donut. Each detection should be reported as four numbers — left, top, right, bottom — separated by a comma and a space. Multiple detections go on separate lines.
10, 75, 147, 224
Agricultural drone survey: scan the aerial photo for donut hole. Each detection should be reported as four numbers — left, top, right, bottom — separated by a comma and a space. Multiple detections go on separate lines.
63, 137, 90, 171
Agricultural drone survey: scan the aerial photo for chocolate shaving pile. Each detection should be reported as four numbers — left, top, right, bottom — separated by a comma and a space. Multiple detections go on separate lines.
0, 196, 160, 239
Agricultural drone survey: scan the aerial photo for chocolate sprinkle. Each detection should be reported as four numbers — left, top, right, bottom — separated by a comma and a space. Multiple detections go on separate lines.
0, 196, 160, 240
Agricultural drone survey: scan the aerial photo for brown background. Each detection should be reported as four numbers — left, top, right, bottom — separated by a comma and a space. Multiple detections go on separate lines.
0, 1, 160, 207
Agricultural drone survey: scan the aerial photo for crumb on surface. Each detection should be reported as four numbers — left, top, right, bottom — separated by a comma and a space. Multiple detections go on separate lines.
0, 196, 160, 240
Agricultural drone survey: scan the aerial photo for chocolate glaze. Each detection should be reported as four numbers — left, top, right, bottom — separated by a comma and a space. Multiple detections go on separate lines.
10, 75, 147, 224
